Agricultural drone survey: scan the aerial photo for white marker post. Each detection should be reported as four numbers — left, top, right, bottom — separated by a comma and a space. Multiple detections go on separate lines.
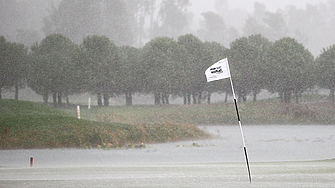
77, 105, 81, 119
88, 98, 91, 109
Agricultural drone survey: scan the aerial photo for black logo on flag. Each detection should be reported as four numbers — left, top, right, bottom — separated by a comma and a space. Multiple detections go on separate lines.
210, 66, 223, 74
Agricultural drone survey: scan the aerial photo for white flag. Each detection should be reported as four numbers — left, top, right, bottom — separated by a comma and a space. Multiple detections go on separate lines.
205, 58, 231, 82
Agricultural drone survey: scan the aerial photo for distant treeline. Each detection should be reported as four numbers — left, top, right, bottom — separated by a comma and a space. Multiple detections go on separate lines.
1, 33, 335, 106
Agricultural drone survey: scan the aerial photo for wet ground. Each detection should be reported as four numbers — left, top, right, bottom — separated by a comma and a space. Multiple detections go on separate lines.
1, 125, 334, 187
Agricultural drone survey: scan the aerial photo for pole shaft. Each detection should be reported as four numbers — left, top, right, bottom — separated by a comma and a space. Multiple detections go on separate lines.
244, 146, 252, 183
234, 99, 240, 121
228, 70, 251, 182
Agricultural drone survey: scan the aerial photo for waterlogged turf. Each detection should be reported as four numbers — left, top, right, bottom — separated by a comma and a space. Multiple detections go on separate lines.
1, 161, 334, 187
1, 125, 334, 187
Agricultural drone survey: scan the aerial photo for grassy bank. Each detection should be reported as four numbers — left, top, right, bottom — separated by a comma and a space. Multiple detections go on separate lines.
2, 95, 334, 149
75, 97, 335, 125
0, 99, 208, 149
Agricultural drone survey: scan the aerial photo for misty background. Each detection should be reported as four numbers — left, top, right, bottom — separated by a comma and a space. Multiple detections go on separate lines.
1, 0, 334, 56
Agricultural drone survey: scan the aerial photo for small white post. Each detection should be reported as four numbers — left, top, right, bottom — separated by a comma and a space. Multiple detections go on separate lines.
77, 105, 81, 119
88, 98, 91, 109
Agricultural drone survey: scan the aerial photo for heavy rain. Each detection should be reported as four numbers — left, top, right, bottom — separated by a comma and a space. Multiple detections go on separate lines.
1, 0, 335, 187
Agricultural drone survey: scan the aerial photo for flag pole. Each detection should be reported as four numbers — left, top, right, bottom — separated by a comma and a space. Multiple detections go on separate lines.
226, 61, 252, 183
205, 58, 251, 182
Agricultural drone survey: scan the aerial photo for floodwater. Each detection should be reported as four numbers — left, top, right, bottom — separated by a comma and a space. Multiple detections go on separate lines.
1, 125, 334, 187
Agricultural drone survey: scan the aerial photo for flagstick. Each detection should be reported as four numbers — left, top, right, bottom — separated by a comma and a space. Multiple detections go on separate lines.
227, 62, 252, 183
205, 58, 251, 183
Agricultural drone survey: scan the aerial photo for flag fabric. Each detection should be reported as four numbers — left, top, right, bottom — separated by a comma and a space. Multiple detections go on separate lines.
205, 58, 231, 82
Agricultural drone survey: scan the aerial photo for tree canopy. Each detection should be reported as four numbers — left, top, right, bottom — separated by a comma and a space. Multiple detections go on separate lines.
0, 36, 27, 99
315, 45, 335, 101
265, 37, 314, 103
229, 34, 272, 102
28, 34, 79, 106
1, 32, 330, 105
81, 35, 119, 107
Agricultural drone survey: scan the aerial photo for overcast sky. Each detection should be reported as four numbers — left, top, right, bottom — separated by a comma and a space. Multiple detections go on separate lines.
233, 0, 328, 12
191, 0, 328, 13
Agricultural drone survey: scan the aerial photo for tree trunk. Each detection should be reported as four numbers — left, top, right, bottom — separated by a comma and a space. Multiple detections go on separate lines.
187, 94, 191, 105
43, 92, 48, 105
183, 94, 187, 105
192, 92, 197, 104
198, 92, 202, 104
164, 93, 169, 104
283, 90, 291, 103
97, 93, 102, 107
154, 92, 160, 105
125, 92, 132, 106
53, 92, 57, 107
161, 93, 165, 104
238, 92, 242, 103
252, 89, 257, 103
57, 92, 62, 105
103, 93, 109, 106
66, 96, 70, 104
243, 94, 247, 102
225, 91, 228, 103
15, 83, 19, 100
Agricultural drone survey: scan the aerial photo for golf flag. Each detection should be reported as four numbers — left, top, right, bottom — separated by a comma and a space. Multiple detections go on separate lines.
205, 58, 230, 82
205, 58, 252, 183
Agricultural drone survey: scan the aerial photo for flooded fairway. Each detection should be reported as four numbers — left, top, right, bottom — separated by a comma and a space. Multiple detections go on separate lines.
1, 161, 334, 188
1, 125, 334, 187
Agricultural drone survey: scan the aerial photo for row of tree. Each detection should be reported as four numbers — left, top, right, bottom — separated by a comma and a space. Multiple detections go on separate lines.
1, 33, 335, 106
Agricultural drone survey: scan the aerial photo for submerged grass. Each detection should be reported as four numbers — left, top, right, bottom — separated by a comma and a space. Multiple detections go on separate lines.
0, 99, 209, 149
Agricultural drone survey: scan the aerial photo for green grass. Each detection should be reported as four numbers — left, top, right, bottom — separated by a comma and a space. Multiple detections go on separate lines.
0, 99, 68, 116
73, 98, 335, 125
2, 95, 335, 149
0, 99, 208, 149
